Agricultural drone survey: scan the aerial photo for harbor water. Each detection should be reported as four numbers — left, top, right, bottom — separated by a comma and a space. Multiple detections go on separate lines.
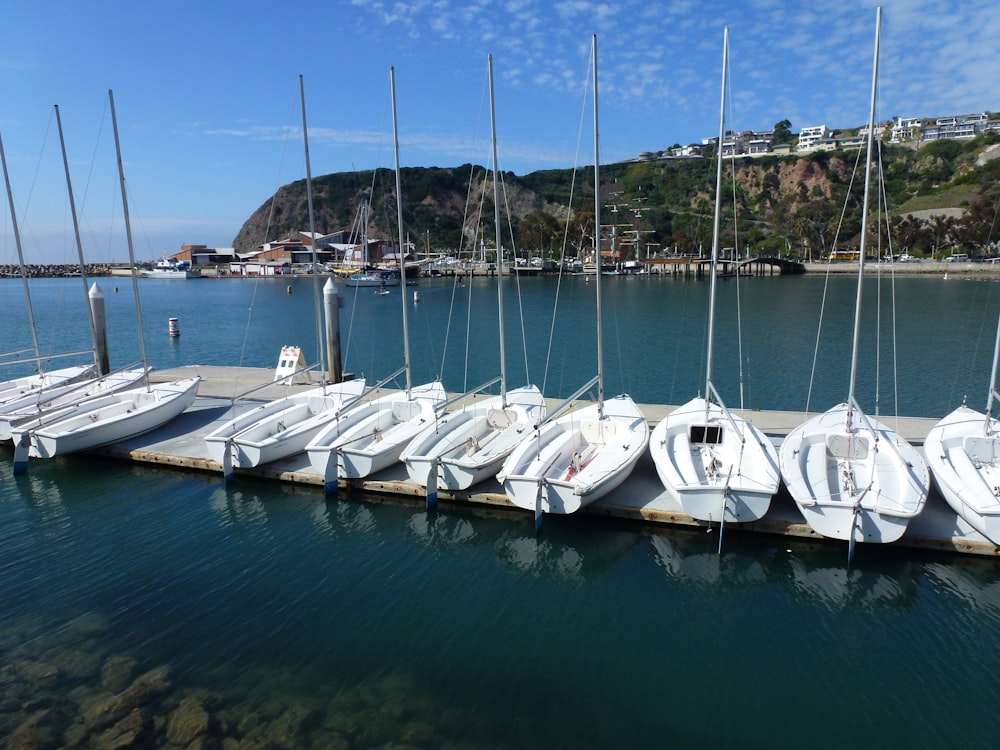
4, 272, 1000, 417
2, 272, 1000, 747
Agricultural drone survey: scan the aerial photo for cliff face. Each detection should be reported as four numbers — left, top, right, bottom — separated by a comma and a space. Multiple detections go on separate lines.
232, 137, 999, 256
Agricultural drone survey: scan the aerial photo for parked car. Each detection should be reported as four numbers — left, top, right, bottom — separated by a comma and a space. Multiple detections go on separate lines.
944, 253, 970, 263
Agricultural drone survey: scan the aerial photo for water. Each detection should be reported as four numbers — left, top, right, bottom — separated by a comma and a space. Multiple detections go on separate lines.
3, 271, 1000, 416
3, 458, 1000, 748
2, 272, 1000, 748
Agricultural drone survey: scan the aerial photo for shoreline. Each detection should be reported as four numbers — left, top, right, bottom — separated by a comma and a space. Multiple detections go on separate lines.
4, 259, 996, 280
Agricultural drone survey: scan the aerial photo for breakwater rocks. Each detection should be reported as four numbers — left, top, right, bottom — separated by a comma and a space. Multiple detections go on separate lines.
0, 265, 113, 279
1, 609, 506, 749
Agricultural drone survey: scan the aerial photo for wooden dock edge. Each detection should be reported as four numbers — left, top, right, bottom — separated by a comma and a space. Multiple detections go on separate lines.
90, 442, 1000, 559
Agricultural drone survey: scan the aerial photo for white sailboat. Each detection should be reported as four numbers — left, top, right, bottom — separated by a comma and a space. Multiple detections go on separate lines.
924, 314, 1000, 545
0, 128, 97, 411
0, 366, 148, 442
0, 365, 97, 410
649, 27, 779, 534
204, 76, 366, 481
496, 35, 649, 528
303, 66, 446, 492
344, 200, 401, 288
399, 55, 546, 502
778, 7, 929, 559
12, 92, 200, 472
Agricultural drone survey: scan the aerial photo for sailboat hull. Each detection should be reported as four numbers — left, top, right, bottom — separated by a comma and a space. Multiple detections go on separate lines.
0, 364, 97, 409
344, 273, 400, 288
925, 405, 1000, 545
20, 377, 200, 458
0, 368, 148, 441
401, 386, 546, 491
206, 380, 366, 469
498, 395, 649, 514
649, 397, 779, 522
778, 403, 929, 543
305, 382, 447, 480
232, 381, 367, 467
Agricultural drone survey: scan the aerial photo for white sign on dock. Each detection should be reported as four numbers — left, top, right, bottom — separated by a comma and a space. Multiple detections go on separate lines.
274, 345, 308, 383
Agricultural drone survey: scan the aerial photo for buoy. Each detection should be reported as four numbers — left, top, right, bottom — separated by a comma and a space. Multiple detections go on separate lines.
168, 317, 180, 337
413, 290, 420, 303
287, 285, 293, 294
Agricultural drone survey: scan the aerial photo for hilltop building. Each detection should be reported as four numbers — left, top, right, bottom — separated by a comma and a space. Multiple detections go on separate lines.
797, 125, 832, 150
720, 129, 775, 157
922, 113, 1000, 141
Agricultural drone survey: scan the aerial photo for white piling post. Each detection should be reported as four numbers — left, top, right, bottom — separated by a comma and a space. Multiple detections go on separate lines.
88, 283, 110, 375
323, 279, 343, 384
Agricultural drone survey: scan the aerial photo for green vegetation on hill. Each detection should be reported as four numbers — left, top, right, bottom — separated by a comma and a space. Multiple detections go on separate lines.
233, 133, 1000, 260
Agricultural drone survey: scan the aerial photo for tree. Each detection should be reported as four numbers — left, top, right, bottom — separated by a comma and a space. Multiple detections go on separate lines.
774, 119, 794, 145
954, 198, 1000, 255
518, 209, 561, 259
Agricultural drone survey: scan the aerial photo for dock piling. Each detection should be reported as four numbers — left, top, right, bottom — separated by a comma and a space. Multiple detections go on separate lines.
323, 279, 343, 384
89, 283, 110, 375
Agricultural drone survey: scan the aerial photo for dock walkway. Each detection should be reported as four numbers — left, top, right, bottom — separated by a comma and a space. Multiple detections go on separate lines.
72, 365, 998, 558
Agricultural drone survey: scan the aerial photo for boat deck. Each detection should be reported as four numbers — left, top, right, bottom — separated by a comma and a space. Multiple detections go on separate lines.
60, 365, 997, 558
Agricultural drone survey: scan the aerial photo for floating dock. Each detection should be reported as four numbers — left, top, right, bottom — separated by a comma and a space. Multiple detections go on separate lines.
53, 365, 999, 558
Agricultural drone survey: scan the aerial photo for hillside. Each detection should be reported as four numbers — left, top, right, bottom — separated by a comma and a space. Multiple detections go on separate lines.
233, 133, 1000, 259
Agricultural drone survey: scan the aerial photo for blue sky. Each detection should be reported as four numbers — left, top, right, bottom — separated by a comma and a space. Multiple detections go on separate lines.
1, 0, 997, 263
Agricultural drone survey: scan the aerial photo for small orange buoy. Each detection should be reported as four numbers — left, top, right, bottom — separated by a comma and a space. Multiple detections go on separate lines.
168, 317, 180, 337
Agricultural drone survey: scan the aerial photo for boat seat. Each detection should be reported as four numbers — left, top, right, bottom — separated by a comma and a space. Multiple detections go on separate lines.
392, 400, 421, 422
965, 436, 1000, 465
581, 418, 617, 446
826, 433, 869, 460
308, 395, 335, 414
486, 408, 516, 429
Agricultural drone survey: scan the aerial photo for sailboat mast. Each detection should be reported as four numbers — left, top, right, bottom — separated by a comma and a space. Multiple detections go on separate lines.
54, 105, 101, 369
0, 131, 42, 367
592, 34, 604, 418
846, 6, 881, 417
488, 54, 508, 404
704, 25, 728, 414
299, 75, 327, 379
985, 313, 1000, 430
108, 90, 150, 387
390, 66, 413, 396
363, 200, 369, 267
